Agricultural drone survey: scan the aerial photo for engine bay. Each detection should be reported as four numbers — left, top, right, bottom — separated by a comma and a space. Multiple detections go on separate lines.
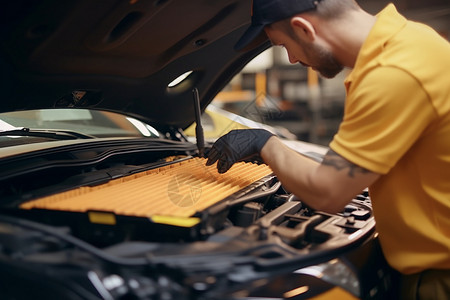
0, 140, 391, 299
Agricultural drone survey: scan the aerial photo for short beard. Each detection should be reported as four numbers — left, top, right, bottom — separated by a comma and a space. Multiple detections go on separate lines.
282, 21, 343, 78
307, 42, 343, 79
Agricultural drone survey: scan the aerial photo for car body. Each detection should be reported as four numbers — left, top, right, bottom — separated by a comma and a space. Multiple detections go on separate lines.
0, 1, 394, 299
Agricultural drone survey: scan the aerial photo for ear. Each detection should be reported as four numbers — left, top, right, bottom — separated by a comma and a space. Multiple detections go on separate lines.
290, 16, 316, 42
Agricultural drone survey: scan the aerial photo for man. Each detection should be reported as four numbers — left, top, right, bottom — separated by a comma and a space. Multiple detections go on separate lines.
206, 0, 450, 298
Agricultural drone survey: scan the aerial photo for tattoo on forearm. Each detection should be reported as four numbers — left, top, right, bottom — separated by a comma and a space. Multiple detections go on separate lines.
322, 150, 370, 177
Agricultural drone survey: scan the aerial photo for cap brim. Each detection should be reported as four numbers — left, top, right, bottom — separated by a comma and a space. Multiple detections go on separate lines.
234, 23, 268, 51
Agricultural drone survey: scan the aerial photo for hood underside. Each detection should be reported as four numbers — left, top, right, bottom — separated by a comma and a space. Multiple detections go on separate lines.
0, 0, 269, 132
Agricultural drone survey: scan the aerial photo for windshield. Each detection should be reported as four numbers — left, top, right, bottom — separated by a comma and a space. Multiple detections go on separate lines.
0, 109, 160, 141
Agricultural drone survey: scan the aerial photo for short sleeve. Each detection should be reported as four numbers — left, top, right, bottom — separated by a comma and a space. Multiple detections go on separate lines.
330, 66, 436, 174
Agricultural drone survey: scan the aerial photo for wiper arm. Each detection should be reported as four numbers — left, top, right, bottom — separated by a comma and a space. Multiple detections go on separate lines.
0, 128, 96, 140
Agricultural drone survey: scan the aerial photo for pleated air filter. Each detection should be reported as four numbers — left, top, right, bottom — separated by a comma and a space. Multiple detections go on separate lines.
20, 157, 273, 219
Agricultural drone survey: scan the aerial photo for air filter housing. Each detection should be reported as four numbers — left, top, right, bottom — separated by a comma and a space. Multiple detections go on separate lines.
17, 157, 275, 246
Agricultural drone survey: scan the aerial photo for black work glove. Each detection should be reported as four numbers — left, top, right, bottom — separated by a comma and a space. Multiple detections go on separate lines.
205, 129, 274, 173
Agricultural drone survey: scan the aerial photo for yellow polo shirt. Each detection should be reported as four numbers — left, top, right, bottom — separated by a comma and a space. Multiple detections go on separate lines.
330, 4, 450, 274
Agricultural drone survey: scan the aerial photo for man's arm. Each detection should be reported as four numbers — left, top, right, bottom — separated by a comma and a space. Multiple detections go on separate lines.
261, 136, 380, 213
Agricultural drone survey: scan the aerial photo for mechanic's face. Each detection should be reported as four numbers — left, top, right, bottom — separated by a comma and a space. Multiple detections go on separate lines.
265, 22, 343, 79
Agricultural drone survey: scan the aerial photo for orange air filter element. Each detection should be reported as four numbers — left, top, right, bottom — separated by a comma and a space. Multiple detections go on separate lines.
20, 157, 273, 218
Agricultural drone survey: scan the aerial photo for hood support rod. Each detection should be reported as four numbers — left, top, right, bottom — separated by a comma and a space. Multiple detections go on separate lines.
192, 88, 205, 157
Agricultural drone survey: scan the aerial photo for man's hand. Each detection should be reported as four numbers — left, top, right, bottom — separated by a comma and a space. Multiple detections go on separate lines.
205, 129, 274, 173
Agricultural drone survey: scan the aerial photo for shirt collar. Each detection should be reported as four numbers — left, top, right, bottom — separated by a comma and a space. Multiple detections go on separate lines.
345, 4, 407, 86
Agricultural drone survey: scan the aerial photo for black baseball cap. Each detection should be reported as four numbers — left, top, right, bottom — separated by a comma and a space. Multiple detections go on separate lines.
234, 0, 321, 51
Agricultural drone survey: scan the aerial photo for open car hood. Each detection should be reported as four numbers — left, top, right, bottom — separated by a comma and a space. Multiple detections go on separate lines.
0, 0, 268, 133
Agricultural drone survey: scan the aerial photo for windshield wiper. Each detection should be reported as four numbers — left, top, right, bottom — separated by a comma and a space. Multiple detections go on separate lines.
0, 128, 96, 140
